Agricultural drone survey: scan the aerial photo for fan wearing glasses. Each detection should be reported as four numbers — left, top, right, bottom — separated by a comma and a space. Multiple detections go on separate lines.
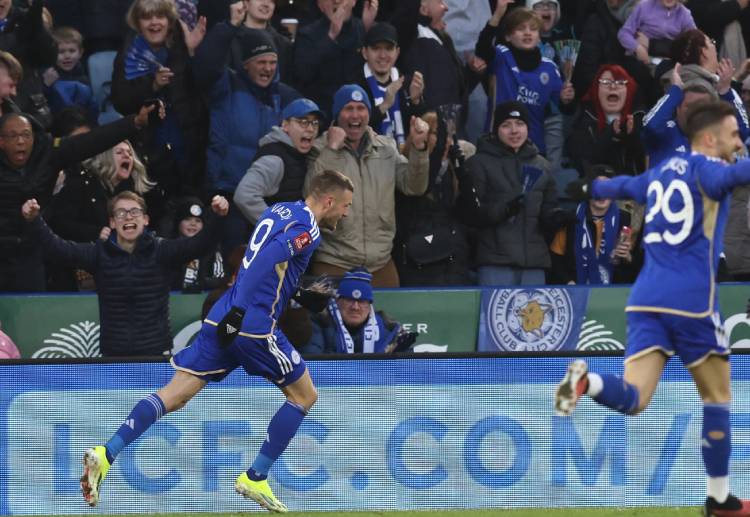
20, 191, 229, 357
0, 103, 158, 292
234, 98, 324, 226
567, 64, 646, 177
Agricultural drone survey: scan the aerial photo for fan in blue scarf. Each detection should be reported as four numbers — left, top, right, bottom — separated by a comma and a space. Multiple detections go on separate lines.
124, 35, 169, 80
363, 63, 405, 146
573, 200, 620, 284
328, 268, 399, 353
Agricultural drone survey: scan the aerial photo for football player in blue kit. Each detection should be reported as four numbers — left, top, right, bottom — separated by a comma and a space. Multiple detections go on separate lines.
556, 100, 750, 517
80, 170, 354, 513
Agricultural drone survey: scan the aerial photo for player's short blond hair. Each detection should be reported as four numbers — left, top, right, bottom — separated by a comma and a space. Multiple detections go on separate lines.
308, 169, 354, 198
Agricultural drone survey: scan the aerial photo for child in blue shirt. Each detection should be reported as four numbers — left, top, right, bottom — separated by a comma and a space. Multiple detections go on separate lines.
476, 8, 575, 160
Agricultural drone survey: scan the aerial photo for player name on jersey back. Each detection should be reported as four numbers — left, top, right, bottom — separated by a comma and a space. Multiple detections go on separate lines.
624, 155, 733, 318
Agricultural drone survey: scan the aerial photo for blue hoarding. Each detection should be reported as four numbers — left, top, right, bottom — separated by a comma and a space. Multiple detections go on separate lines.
2, 356, 750, 514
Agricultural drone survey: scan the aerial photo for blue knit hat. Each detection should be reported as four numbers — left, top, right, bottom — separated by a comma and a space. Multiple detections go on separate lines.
332, 84, 372, 122
337, 267, 373, 302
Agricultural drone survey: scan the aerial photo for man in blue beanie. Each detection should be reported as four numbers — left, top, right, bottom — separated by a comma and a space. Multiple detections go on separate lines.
305, 83, 431, 287
299, 267, 417, 354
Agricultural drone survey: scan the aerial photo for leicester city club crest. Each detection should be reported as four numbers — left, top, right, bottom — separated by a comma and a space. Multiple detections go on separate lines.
487, 288, 573, 351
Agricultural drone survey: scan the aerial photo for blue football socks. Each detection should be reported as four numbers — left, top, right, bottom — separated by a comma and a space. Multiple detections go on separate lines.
247, 400, 307, 481
104, 393, 166, 464
591, 374, 640, 415
702, 402, 731, 477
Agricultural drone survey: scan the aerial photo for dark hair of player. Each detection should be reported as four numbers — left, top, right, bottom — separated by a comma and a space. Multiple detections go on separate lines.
684, 100, 736, 142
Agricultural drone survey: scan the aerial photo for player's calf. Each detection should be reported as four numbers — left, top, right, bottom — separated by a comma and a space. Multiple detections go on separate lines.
555, 360, 642, 417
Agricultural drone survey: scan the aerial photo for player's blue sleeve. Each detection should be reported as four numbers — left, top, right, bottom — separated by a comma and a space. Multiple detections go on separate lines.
698, 157, 750, 199
720, 88, 750, 142
642, 86, 684, 145
592, 172, 649, 203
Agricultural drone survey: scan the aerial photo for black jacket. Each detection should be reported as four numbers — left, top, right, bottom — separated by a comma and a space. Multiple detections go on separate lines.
571, 0, 655, 104
0, 115, 140, 257
45, 0, 131, 54
32, 215, 222, 356
464, 136, 560, 269
571, 0, 625, 96
685, 0, 742, 49
393, 0, 478, 121
0, 0, 56, 127
566, 106, 646, 175
48, 169, 167, 243
252, 140, 308, 206
111, 30, 209, 194
292, 15, 365, 117
393, 121, 472, 286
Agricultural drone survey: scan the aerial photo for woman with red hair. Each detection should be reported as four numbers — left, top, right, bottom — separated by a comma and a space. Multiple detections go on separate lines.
566, 64, 646, 177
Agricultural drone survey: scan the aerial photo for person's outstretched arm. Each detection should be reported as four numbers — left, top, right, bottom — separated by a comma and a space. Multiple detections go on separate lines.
21, 199, 98, 271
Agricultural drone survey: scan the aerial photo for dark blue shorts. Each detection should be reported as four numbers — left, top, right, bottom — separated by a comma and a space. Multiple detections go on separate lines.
171, 322, 306, 387
625, 311, 729, 368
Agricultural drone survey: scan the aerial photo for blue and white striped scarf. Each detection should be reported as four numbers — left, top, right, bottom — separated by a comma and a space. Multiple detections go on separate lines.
328, 298, 380, 354
364, 64, 405, 146
574, 202, 619, 285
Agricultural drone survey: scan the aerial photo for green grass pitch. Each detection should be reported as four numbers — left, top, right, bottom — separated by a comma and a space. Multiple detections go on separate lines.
22, 509, 701, 517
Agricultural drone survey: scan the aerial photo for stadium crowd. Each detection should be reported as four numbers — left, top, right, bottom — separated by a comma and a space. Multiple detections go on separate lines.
3, 0, 750, 354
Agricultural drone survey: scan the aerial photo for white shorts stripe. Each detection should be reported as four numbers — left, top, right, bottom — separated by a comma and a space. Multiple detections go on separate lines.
267, 336, 292, 375
643, 93, 670, 126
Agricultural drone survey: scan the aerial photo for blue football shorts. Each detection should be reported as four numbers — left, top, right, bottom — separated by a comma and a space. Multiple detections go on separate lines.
625, 311, 730, 368
171, 322, 307, 387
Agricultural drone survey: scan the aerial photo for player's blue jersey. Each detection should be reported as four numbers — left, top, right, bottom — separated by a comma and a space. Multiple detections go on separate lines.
642, 85, 750, 167
593, 153, 750, 317
206, 201, 320, 335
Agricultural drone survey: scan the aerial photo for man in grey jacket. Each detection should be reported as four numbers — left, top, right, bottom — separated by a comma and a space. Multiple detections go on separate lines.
234, 98, 324, 225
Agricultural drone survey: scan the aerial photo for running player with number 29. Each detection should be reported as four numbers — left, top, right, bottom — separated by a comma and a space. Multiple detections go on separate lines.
557, 100, 750, 517
80, 170, 353, 513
